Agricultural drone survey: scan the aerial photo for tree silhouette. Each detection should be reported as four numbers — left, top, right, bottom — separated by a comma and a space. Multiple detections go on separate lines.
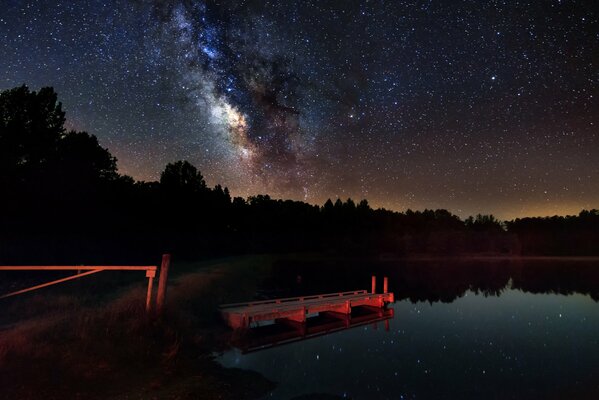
465, 214, 504, 232
160, 160, 207, 193
55, 131, 118, 181
0, 86, 118, 190
1, 84, 597, 263
0, 85, 65, 186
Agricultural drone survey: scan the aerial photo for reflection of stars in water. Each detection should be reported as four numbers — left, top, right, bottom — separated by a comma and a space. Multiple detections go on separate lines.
219, 289, 599, 398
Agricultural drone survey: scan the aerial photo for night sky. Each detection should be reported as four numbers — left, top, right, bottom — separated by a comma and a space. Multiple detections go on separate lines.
1, 1, 598, 219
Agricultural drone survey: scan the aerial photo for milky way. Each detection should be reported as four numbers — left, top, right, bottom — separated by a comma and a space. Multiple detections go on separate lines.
1, 1, 598, 218
147, 1, 313, 193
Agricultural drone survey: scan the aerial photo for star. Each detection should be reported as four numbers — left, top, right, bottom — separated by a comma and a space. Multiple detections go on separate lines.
0, 0, 595, 219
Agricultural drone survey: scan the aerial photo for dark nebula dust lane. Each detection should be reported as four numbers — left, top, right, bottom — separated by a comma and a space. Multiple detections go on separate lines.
1, 0, 598, 218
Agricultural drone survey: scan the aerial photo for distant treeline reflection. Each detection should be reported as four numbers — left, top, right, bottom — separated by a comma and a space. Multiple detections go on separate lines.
264, 259, 599, 302
1, 86, 598, 263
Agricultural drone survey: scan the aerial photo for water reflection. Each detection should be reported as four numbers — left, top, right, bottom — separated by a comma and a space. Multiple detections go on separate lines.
219, 260, 599, 399
232, 308, 394, 354
261, 258, 599, 302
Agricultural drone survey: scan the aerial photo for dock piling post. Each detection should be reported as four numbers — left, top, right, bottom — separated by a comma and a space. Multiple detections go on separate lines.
383, 277, 388, 294
371, 275, 376, 294
156, 253, 171, 316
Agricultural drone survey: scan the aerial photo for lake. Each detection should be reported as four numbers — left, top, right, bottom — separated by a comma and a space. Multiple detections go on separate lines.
218, 259, 599, 399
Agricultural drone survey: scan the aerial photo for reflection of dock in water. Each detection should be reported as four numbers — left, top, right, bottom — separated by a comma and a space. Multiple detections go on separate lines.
232, 307, 394, 354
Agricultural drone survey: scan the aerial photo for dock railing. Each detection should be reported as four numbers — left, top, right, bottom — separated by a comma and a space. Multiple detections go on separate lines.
220, 290, 369, 309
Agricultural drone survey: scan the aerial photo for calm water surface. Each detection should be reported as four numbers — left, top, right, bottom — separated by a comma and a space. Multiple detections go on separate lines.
218, 260, 599, 399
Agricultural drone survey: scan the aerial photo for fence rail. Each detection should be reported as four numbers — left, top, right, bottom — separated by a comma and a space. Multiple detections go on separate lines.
0, 255, 170, 314
0, 266, 157, 271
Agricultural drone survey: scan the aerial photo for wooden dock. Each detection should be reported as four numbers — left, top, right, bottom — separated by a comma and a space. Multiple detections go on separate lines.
220, 276, 394, 329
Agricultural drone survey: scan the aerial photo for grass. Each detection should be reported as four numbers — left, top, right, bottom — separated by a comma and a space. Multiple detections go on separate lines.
0, 255, 278, 399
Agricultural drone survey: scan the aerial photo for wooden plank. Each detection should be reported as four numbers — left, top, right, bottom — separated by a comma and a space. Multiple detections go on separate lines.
220, 290, 368, 309
222, 292, 375, 309
224, 293, 392, 313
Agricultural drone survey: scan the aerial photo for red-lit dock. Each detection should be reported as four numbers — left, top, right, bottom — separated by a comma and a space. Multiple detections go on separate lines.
220, 276, 394, 329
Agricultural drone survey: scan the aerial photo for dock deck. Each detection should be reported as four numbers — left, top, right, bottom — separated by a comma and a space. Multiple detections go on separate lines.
220, 285, 394, 329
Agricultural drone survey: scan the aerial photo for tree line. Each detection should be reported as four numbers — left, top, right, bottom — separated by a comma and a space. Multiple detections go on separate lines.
1, 86, 597, 263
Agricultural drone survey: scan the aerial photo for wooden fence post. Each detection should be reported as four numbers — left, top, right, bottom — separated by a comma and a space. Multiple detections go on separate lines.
156, 253, 171, 316
145, 269, 156, 313
371, 275, 376, 294
383, 276, 388, 294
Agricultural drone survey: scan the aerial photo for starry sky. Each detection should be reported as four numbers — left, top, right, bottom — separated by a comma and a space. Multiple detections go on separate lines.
1, 0, 598, 219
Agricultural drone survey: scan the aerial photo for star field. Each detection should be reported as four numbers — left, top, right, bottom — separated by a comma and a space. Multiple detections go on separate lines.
1, 0, 598, 219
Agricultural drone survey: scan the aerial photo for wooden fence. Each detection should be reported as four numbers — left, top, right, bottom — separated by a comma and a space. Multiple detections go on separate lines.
0, 254, 171, 315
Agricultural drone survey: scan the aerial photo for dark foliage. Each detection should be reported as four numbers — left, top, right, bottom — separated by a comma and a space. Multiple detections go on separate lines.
506, 210, 599, 256
265, 258, 599, 303
0, 86, 596, 263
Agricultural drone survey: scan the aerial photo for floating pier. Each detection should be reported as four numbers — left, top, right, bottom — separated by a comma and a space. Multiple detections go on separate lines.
220, 276, 394, 329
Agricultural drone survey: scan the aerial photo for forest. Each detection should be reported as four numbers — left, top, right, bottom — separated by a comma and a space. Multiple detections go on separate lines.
1, 85, 598, 264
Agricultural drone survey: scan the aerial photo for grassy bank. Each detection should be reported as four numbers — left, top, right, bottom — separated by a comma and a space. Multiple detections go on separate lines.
0, 255, 278, 399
